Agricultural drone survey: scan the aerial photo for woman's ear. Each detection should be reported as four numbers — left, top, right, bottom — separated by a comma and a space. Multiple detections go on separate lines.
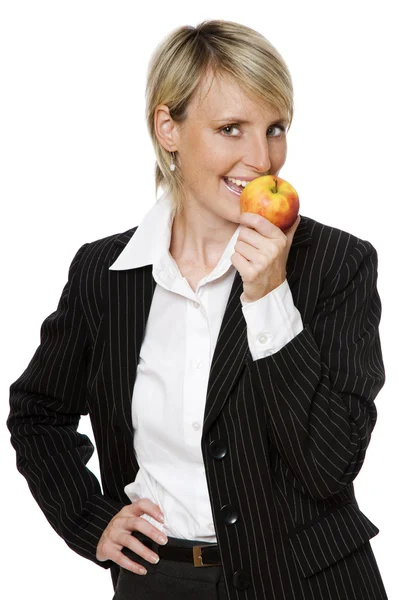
154, 104, 178, 153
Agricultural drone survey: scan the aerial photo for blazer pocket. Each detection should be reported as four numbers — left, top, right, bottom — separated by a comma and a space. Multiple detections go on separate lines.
288, 501, 379, 578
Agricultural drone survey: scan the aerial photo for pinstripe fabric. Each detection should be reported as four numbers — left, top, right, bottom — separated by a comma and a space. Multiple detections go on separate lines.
7, 214, 388, 599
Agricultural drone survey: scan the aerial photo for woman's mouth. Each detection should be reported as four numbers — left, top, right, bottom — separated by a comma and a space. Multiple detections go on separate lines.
222, 177, 246, 196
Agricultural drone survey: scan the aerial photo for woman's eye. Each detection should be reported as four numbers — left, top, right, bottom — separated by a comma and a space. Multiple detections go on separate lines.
268, 125, 285, 136
220, 125, 240, 136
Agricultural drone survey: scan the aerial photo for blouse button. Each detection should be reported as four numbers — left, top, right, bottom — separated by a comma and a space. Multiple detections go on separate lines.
257, 333, 268, 344
192, 421, 201, 431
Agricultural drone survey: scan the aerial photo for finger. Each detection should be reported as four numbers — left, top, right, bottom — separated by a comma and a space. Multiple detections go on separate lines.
110, 545, 151, 575
231, 251, 251, 274
102, 522, 165, 573
120, 532, 161, 567
126, 515, 168, 546
291, 214, 301, 230
240, 212, 280, 238
283, 215, 301, 238
97, 531, 151, 574
237, 226, 262, 248
234, 240, 260, 263
128, 498, 164, 523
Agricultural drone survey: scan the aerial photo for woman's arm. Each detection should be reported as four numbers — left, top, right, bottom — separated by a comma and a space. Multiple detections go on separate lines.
6, 243, 126, 569
246, 238, 385, 500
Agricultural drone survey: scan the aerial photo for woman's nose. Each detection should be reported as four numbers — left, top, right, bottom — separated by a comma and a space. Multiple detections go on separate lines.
243, 136, 271, 174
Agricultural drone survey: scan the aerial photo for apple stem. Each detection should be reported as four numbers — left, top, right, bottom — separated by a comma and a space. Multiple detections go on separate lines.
273, 177, 277, 193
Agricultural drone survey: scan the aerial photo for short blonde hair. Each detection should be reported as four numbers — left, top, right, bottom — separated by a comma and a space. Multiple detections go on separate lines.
145, 19, 294, 216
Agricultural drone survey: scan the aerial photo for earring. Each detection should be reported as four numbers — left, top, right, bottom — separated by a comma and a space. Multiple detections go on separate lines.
170, 151, 176, 172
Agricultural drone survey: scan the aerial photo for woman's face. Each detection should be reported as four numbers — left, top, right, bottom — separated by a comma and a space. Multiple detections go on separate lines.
171, 70, 289, 226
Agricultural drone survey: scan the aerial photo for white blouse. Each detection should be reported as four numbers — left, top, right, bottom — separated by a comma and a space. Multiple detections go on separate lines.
108, 191, 303, 542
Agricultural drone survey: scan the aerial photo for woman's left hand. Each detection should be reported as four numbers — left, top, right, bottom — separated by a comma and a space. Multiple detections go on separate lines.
231, 212, 301, 303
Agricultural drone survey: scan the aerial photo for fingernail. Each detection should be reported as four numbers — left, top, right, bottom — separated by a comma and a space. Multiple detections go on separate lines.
158, 513, 165, 522
158, 535, 168, 545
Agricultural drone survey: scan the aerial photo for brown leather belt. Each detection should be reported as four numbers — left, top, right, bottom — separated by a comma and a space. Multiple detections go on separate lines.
143, 540, 221, 567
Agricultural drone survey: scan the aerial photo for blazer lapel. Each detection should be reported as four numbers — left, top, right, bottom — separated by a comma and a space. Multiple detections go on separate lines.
106, 254, 157, 449
107, 216, 312, 446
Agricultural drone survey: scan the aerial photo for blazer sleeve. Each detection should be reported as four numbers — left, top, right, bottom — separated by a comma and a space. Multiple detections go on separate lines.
6, 243, 127, 570
246, 237, 385, 500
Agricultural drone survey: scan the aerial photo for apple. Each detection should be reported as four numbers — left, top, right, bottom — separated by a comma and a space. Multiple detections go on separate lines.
240, 175, 300, 231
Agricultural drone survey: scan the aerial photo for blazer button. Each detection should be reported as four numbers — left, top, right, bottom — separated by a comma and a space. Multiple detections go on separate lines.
232, 569, 251, 590
220, 504, 239, 525
208, 439, 228, 460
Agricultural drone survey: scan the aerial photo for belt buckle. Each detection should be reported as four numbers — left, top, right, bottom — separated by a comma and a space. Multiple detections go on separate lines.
192, 544, 219, 567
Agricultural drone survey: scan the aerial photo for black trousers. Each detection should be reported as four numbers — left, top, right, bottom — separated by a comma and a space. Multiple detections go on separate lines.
113, 531, 228, 600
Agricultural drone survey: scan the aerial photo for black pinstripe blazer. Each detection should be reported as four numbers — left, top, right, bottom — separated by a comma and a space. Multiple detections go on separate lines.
7, 214, 388, 599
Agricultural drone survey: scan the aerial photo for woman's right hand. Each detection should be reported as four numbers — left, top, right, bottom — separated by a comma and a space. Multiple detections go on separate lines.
96, 498, 168, 575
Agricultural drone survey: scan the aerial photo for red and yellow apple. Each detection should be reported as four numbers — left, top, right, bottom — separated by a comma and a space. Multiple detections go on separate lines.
240, 175, 299, 231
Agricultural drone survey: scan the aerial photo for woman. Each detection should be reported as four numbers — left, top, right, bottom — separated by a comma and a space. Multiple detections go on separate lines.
7, 19, 388, 600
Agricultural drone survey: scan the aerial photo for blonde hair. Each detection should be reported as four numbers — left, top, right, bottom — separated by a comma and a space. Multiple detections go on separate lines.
145, 19, 294, 217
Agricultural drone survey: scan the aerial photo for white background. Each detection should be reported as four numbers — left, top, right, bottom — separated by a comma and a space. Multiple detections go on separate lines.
1, 1, 407, 598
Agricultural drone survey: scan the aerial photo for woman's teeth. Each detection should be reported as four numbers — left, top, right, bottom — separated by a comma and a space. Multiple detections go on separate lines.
223, 177, 246, 196
226, 177, 250, 188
